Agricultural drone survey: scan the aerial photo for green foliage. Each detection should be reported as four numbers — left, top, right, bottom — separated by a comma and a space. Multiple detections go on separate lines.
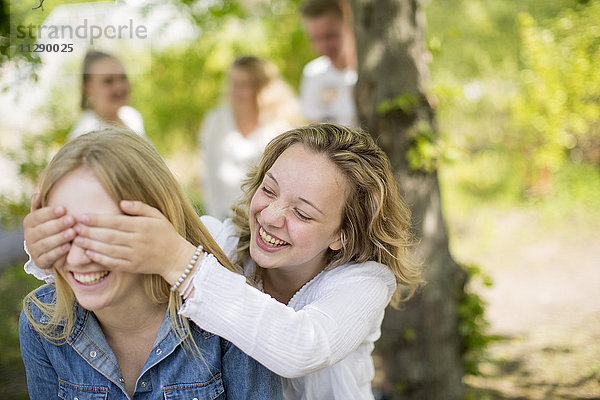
0, 263, 41, 399
427, 0, 598, 199
457, 264, 498, 376
512, 2, 600, 188
376, 93, 419, 115
405, 122, 461, 173
0, 125, 68, 225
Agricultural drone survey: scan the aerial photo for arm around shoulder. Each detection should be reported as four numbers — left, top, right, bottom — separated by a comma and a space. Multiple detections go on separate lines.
181, 259, 395, 378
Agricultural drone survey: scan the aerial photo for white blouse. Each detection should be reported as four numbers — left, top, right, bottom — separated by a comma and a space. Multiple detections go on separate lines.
181, 216, 396, 400
199, 106, 287, 220
68, 106, 146, 139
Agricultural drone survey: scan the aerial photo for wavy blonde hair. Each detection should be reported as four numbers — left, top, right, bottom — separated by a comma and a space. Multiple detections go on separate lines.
23, 129, 238, 350
231, 123, 423, 306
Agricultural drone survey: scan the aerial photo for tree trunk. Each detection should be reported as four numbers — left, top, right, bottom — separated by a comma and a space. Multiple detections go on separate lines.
349, 0, 465, 398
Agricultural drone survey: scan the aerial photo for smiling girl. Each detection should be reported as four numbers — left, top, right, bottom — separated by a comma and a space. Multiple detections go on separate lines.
24, 124, 422, 399
19, 130, 281, 399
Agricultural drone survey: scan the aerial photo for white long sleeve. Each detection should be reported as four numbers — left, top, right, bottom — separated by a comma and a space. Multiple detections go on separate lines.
180, 255, 395, 379
23, 241, 54, 283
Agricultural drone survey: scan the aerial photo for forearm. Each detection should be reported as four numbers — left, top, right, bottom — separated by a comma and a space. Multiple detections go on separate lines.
182, 271, 330, 377
180, 256, 391, 378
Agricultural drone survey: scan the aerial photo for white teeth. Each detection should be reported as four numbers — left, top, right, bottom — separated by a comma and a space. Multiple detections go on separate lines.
72, 271, 109, 285
259, 227, 288, 247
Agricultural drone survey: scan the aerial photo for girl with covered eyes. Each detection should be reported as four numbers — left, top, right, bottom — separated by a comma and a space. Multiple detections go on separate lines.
19, 130, 281, 399
24, 123, 422, 399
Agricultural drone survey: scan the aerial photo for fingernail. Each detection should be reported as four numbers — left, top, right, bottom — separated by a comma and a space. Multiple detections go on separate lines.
80, 214, 90, 224
73, 225, 81, 234
54, 206, 65, 216
63, 215, 74, 226
32, 193, 40, 201
121, 200, 132, 208
74, 237, 83, 245
61, 243, 70, 252
85, 250, 95, 258
63, 229, 74, 239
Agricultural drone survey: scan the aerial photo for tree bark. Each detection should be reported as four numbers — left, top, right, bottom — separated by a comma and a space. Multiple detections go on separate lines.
349, 0, 465, 398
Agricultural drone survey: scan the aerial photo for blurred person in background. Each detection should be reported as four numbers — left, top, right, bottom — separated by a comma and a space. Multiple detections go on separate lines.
69, 50, 145, 139
300, 0, 357, 127
199, 56, 302, 220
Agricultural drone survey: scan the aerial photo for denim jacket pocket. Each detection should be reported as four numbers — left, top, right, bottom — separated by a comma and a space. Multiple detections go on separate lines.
58, 378, 109, 400
162, 374, 224, 400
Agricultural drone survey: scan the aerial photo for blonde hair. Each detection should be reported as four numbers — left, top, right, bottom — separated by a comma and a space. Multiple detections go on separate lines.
231, 56, 303, 127
23, 129, 238, 351
231, 124, 423, 306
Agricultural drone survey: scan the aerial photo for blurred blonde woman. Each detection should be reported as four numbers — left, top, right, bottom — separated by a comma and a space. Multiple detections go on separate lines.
19, 130, 281, 399
200, 56, 302, 220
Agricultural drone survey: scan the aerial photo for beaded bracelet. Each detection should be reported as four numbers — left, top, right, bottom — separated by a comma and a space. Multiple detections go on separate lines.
170, 245, 203, 292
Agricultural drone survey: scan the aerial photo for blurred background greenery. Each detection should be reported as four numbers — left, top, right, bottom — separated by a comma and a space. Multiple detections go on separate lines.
1, 0, 599, 398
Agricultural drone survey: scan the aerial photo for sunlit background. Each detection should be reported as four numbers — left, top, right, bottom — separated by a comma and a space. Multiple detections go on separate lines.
1, 0, 599, 398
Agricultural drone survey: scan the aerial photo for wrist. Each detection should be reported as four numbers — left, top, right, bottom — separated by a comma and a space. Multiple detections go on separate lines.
164, 240, 197, 286
170, 244, 204, 293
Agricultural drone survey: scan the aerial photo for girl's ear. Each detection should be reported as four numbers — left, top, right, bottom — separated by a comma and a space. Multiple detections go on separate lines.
329, 236, 343, 251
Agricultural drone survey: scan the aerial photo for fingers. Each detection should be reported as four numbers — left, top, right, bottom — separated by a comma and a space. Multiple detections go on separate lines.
30, 193, 41, 212
24, 206, 67, 232
77, 213, 137, 232
24, 209, 75, 244
74, 223, 132, 246
37, 244, 71, 270
120, 200, 165, 218
73, 234, 132, 262
78, 201, 166, 231
24, 205, 77, 269
84, 249, 130, 270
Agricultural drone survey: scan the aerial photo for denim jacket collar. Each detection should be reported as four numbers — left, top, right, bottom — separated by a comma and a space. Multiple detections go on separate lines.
68, 304, 183, 396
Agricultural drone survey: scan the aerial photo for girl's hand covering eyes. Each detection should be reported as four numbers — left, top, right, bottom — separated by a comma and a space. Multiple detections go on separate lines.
73, 200, 196, 281
23, 193, 76, 270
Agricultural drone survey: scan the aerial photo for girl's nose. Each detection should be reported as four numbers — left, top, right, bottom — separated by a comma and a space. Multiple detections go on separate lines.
65, 241, 92, 267
261, 200, 285, 228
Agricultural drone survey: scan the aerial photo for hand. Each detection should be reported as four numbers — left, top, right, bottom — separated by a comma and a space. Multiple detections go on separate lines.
73, 200, 197, 284
23, 193, 76, 269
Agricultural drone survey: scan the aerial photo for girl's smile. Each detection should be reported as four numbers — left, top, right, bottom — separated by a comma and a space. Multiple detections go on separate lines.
257, 224, 291, 251
249, 143, 347, 278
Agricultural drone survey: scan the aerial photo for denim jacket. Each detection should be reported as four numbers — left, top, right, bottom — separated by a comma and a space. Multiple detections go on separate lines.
19, 284, 282, 400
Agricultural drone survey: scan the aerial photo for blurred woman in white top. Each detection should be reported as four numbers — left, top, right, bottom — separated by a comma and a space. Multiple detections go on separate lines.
69, 50, 145, 139
200, 56, 302, 220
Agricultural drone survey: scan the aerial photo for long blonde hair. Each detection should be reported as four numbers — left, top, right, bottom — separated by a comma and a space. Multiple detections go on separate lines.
231, 123, 423, 306
23, 129, 238, 349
